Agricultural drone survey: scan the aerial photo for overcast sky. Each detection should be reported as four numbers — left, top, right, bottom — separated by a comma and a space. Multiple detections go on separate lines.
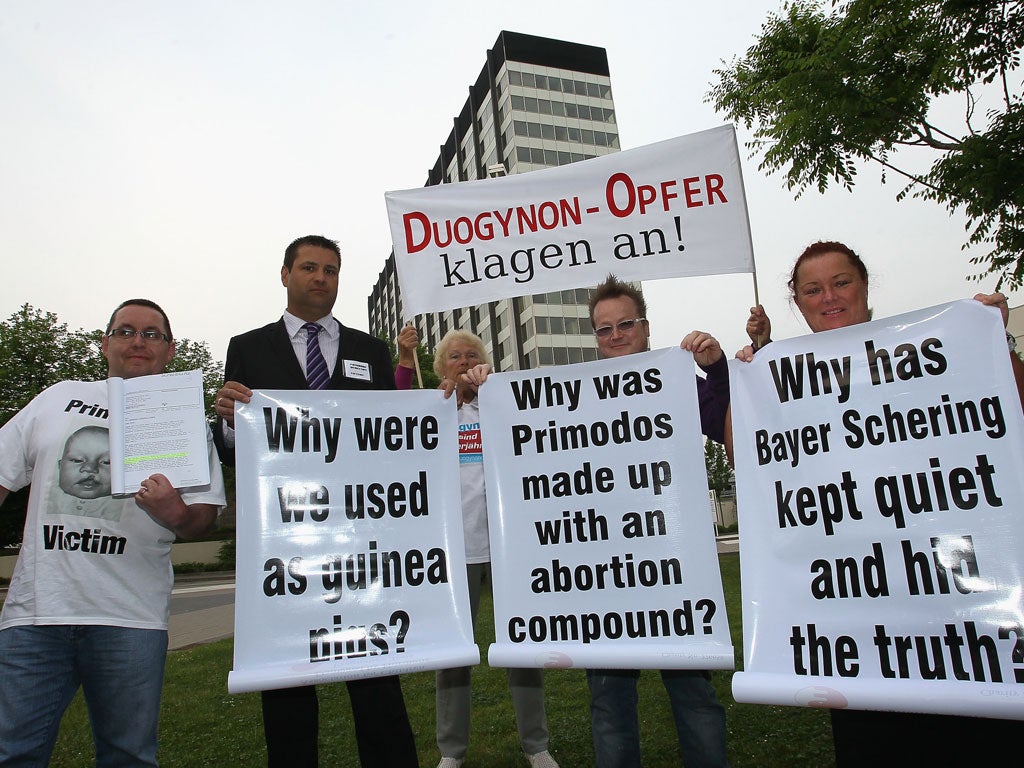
2, 1, 1017, 366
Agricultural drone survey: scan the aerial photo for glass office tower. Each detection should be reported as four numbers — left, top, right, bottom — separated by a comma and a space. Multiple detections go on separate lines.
368, 30, 628, 371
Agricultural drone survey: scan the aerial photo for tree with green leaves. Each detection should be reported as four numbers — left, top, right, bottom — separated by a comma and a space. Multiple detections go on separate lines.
0, 305, 106, 423
708, 0, 1023, 286
0, 304, 224, 550
704, 438, 734, 497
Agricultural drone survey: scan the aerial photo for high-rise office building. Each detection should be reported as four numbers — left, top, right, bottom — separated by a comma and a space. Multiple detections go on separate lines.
368, 30, 626, 371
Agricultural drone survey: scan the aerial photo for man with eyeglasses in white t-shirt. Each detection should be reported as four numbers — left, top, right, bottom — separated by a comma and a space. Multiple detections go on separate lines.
0, 298, 225, 766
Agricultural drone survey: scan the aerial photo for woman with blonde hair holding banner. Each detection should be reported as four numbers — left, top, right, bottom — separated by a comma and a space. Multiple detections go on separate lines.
731, 239, 1024, 766
431, 329, 558, 768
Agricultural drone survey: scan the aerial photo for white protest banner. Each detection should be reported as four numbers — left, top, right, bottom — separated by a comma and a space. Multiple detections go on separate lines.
480, 347, 734, 669
730, 300, 1024, 719
228, 390, 479, 694
385, 124, 753, 319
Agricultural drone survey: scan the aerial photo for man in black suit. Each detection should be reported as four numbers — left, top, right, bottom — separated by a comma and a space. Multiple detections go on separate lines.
212, 234, 418, 767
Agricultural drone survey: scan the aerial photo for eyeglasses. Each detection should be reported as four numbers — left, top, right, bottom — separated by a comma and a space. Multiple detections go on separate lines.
593, 318, 646, 338
106, 328, 171, 343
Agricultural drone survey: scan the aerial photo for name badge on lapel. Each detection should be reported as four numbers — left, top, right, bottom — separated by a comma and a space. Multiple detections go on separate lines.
343, 359, 372, 382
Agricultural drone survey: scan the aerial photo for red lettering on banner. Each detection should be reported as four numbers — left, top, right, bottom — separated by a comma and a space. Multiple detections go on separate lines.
403, 198, 583, 253
607, 172, 728, 218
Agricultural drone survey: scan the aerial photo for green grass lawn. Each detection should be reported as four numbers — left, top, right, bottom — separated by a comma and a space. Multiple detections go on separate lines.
49, 553, 835, 766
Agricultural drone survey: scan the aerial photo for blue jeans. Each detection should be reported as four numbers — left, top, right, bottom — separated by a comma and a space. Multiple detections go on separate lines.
0, 624, 168, 767
587, 668, 729, 768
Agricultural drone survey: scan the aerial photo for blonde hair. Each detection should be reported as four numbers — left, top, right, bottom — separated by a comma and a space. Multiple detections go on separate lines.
433, 329, 490, 378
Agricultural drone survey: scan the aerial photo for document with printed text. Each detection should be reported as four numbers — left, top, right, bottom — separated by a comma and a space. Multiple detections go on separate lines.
108, 369, 211, 495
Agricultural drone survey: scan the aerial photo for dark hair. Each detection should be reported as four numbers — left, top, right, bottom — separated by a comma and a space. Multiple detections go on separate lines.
788, 241, 869, 298
283, 235, 341, 270
587, 274, 647, 325
106, 299, 172, 340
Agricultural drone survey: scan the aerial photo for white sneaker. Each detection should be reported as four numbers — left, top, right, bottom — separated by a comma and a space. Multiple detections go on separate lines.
436, 758, 464, 768
526, 751, 559, 768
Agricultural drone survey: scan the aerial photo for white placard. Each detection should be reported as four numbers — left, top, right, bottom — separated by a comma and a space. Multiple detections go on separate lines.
730, 300, 1024, 720
480, 348, 734, 669
228, 389, 479, 693
386, 125, 754, 318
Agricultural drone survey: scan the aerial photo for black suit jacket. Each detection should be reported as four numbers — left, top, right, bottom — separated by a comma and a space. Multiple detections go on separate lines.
213, 317, 417, 766
214, 317, 395, 466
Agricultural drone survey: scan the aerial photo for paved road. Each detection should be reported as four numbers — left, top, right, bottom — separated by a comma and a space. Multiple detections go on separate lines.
169, 574, 235, 651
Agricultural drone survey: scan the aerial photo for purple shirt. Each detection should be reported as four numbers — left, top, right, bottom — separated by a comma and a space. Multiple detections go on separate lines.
696, 355, 729, 444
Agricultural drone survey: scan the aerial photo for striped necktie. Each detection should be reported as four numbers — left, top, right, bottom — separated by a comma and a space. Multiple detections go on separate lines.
304, 323, 330, 389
